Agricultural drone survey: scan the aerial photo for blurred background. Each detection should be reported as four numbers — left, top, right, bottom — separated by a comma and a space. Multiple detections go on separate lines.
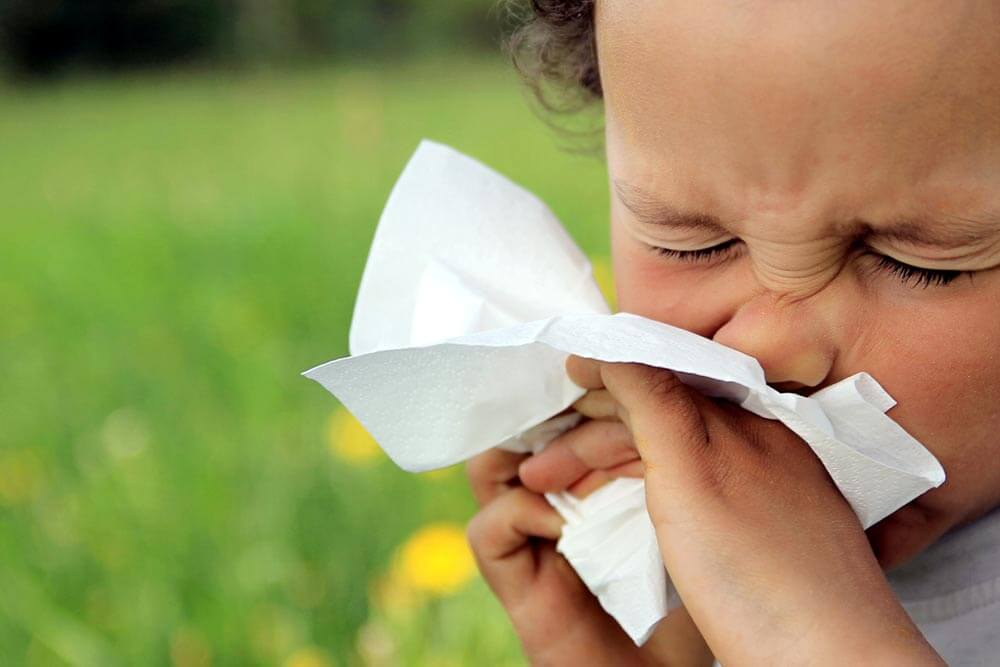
0, 1, 612, 665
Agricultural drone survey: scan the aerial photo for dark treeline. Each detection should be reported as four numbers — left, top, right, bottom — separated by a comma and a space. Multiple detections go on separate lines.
0, 0, 510, 78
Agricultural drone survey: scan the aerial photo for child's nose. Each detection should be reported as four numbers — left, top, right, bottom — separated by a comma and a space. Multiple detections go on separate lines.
711, 291, 837, 390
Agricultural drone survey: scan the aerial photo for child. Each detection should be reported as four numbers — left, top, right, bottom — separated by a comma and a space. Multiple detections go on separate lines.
466, 1, 1000, 664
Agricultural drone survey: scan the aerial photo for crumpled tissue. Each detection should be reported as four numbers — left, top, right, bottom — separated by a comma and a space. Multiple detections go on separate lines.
303, 139, 946, 645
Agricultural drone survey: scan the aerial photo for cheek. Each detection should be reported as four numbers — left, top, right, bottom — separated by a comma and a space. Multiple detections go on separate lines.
611, 225, 679, 315
857, 293, 1000, 437
611, 222, 743, 336
847, 291, 1000, 513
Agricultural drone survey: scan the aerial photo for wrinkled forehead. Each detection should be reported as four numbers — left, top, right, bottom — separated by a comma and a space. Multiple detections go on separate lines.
595, 1, 1000, 214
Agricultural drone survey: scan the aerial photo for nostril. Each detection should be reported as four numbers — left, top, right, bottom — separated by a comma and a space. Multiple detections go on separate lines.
763, 348, 836, 393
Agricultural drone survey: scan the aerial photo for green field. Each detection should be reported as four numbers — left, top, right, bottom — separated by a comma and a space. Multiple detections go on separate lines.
0, 59, 611, 666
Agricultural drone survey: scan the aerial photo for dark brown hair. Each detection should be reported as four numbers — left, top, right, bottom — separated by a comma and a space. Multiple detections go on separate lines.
503, 0, 603, 123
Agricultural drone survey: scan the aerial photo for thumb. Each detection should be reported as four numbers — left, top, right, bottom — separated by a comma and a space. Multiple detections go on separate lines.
595, 361, 711, 473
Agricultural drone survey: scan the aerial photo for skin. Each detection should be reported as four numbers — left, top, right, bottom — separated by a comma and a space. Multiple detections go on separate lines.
467, 1, 1000, 664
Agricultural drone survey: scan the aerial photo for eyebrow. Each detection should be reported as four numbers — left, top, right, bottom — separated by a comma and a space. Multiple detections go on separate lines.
614, 180, 1000, 251
614, 181, 726, 233
862, 214, 1000, 250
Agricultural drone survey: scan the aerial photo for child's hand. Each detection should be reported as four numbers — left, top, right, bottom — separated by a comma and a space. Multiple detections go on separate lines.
465, 448, 714, 666
521, 355, 945, 666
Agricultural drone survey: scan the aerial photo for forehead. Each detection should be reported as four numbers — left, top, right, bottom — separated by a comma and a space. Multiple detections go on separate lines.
595, 1, 1000, 228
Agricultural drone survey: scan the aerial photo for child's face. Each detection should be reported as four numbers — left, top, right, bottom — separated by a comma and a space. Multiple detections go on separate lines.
597, 1, 1000, 553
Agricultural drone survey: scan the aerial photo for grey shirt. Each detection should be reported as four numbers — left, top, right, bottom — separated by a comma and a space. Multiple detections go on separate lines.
888, 506, 1000, 666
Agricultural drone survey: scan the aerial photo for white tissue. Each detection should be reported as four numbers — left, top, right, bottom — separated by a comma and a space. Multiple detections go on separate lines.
304, 139, 946, 645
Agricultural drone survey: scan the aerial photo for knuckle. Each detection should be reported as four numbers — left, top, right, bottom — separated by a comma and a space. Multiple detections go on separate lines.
518, 465, 551, 495
464, 450, 493, 481
468, 449, 527, 477
506, 485, 537, 510
464, 468, 484, 494
644, 368, 689, 404
464, 486, 530, 548
465, 509, 490, 552
464, 465, 489, 506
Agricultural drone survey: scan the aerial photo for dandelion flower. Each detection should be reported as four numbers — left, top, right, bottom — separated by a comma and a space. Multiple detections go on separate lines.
394, 523, 475, 596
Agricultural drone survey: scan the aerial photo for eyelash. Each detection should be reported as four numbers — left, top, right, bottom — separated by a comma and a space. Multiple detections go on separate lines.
870, 253, 964, 288
649, 240, 968, 288
650, 238, 742, 262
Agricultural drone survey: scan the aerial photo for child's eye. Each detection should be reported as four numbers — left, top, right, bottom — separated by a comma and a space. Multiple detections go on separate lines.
649, 239, 972, 289
868, 251, 968, 288
648, 238, 742, 261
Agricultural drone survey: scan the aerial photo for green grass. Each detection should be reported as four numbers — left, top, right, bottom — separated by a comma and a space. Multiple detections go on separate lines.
0, 58, 610, 666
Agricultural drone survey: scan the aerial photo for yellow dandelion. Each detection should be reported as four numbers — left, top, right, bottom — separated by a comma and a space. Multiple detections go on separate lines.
590, 256, 617, 310
283, 646, 333, 667
327, 407, 381, 465
393, 523, 476, 596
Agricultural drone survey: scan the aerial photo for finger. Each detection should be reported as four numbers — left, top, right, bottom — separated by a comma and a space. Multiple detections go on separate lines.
566, 354, 605, 389
466, 449, 530, 506
567, 469, 613, 498
466, 488, 565, 605
519, 419, 638, 493
572, 389, 620, 421
606, 459, 645, 478
598, 363, 709, 471
566, 461, 644, 498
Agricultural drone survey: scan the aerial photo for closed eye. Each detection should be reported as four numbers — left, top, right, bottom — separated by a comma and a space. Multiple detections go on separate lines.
648, 239, 973, 290
867, 251, 967, 288
648, 238, 742, 262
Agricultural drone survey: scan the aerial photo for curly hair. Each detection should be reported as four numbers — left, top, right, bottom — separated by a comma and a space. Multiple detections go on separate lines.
503, 0, 602, 117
